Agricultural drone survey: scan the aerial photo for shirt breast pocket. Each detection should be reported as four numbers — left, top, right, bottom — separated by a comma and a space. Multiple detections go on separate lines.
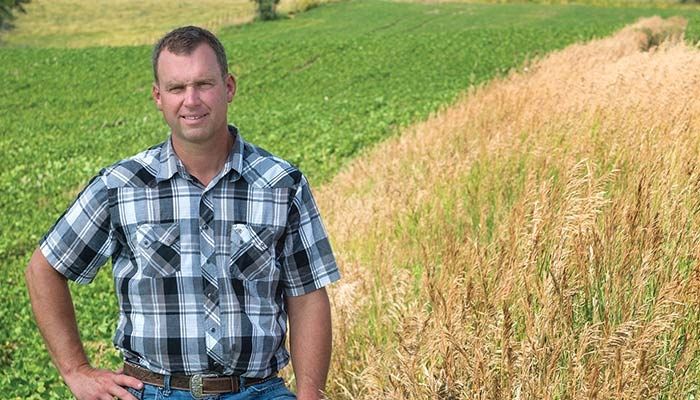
230, 224, 275, 281
134, 223, 181, 277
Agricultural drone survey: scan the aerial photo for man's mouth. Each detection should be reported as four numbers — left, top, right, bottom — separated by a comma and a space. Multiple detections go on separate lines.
181, 114, 208, 120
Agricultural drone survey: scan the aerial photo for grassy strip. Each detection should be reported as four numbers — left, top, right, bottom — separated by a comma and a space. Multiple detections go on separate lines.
0, 0, 336, 48
1, 0, 254, 48
3, 1, 700, 397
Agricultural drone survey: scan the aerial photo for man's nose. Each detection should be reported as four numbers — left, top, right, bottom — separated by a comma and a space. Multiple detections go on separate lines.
183, 86, 201, 106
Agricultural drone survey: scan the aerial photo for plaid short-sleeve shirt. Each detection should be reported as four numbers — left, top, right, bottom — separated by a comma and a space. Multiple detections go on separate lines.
40, 126, 340, 377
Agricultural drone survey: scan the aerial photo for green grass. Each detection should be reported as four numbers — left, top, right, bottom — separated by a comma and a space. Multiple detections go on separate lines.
3, 0, 700, 397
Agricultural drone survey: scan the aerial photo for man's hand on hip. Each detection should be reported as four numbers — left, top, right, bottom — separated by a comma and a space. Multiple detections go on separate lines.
64, 363, 143, 400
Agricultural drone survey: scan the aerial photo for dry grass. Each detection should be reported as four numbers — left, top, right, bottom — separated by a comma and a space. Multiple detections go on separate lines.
318, 16, 700, 399
1, 0, 331, 48
277, 0, 336, 14
3, 0, 253, 47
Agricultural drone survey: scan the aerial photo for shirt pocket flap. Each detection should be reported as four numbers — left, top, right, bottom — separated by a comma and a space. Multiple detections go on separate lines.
230, 224, 274, 280
135, 223, 181, 277
138, 223, 180, 248
230, 224, 272, 254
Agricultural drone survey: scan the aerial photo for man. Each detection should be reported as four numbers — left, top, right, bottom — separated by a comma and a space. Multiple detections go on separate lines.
25, 26, 340, 400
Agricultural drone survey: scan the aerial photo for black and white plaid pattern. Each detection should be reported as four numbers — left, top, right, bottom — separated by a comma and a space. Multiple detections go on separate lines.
40, 126, 340, 377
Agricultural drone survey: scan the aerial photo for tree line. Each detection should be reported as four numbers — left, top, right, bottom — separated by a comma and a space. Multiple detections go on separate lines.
1, 0, 29, 30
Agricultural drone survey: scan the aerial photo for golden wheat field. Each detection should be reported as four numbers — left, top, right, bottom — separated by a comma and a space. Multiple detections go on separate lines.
319, 17, 700, 399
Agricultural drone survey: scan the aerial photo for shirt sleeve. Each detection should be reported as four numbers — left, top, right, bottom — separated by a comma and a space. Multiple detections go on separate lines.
39, 171, 114, 284
280, 175, 340, 296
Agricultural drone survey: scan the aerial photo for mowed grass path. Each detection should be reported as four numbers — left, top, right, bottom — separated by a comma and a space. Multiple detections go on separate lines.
3, 1, 700, 397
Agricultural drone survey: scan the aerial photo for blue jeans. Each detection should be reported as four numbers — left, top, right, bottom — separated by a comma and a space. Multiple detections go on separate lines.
125, 377, 296, 400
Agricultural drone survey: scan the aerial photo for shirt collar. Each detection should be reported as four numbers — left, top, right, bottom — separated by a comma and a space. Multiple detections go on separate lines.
156, 125, 244, 183
223, 125, 244, 182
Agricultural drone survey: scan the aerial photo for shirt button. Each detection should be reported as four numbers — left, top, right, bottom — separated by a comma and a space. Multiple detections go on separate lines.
143, 239, 151, 246
210, 327, 216, 333
201, 223, 208, 231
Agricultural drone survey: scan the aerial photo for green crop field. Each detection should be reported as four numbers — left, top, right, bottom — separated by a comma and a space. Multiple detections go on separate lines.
3, 0, 700, 397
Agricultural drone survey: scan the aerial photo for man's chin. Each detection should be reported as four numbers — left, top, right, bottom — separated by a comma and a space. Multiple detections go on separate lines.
171, 128, 212, 143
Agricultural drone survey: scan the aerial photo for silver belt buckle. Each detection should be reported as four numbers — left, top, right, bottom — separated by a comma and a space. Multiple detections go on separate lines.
190, 374, 215, 399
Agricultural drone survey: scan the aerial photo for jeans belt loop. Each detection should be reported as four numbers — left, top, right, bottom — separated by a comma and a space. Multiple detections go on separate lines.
163, 375, 172, 397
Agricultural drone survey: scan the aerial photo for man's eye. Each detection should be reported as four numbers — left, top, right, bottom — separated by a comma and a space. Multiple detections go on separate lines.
168, 87, 184, 93
198, 82, 214, 89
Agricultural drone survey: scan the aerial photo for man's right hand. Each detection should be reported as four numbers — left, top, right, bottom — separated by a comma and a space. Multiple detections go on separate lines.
64, 364, 143, 400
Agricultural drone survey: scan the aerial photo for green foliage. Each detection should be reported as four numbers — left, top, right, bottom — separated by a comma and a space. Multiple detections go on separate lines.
253, 0, 281, 20
0, 0, 29, 30
3, 1, 700, 397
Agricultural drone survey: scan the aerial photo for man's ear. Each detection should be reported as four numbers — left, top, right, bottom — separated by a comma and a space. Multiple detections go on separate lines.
152, 83, 162, 110
226, 74, 236, 103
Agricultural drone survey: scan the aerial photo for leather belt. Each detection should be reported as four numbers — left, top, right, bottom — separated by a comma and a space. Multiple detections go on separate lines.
123, 362, 272, 398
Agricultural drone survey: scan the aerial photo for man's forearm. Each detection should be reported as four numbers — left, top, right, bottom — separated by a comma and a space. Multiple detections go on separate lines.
287, 288, 333, 400
25, 248, 91, 377
25, 248, 143, 400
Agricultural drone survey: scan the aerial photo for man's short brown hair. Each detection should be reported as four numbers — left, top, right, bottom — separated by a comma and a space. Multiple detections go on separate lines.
152, 26, 229, 83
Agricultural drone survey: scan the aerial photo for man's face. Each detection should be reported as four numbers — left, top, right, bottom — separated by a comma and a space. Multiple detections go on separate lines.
152, 44, 235, 148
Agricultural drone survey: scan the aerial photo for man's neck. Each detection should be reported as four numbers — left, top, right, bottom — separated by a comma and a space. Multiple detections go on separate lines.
171, 131, 234, 187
